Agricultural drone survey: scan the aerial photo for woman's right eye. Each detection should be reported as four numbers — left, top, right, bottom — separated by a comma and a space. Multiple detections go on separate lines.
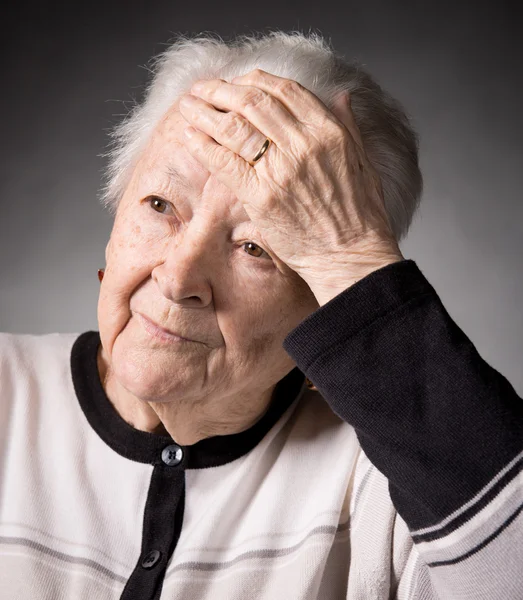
147, 196, 172, 214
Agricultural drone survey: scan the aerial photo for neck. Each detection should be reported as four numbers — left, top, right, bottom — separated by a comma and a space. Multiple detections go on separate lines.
97, 345, 276, 445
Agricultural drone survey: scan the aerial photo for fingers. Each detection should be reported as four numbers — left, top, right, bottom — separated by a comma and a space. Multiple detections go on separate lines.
178, 94, 272, 166
230, 69, 326, 118
189, 70, 366, 162
182, 125, 260, 205
230, 69, 344, 131
188, 76, 305, 149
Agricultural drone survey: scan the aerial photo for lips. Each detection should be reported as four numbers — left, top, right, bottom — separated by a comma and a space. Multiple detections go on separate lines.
135, 312, 196, 343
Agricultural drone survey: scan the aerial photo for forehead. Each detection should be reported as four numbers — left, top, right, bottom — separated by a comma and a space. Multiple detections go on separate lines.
123, 102, 310, 282
132, 100, 251, 224
141, 102, 214, 191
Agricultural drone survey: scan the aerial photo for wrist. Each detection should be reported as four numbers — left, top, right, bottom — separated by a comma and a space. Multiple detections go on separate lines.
307, 253, 405, 307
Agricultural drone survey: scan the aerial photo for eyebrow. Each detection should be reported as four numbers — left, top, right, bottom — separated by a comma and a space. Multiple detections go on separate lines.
165, 165, 193, 192
164, 163, 255, 229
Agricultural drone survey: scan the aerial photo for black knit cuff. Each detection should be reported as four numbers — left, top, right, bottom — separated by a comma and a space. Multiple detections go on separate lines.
283, 259, 435, 369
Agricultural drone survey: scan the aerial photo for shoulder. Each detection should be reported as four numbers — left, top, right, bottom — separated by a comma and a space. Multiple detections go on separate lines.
0, 331, 81, 370
0, 331, 83, 404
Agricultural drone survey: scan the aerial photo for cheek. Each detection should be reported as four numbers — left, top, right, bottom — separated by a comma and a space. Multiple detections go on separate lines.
215, 279, 310, 359
98, 215, 170, 356
110, 209, 171, 272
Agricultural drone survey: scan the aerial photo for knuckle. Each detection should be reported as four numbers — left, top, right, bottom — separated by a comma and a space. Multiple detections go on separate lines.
275, 79, 299, 96
221, 150, 239, 173
209, 145, 228, 168
198, 79, 219, 98
242, 89, 269, 111
208, 78, 224, 88
317, 118, 348, 147
217, 112, 245, 138
250, 68, 266, 79
238, 69, 264, 86
287, 130, 309, 157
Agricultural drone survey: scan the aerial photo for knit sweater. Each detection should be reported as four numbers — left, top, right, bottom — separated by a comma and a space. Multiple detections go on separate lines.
1, 259, 522, 599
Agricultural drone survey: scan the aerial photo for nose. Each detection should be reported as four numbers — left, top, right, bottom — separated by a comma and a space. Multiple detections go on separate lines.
151, 232, 215, 308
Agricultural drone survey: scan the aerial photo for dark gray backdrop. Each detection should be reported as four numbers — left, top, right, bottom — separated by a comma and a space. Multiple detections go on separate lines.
1, 1, 522, 394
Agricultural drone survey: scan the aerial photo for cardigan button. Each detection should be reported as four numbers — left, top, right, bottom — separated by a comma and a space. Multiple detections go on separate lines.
141, 549, 162, 569
161, 444, 184, 466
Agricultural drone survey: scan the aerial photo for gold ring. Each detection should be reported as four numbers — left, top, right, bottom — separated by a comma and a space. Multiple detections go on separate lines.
248, 138, 271, 166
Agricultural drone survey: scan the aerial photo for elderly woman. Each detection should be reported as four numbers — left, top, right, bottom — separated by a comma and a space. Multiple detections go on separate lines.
1, 30, 522, 600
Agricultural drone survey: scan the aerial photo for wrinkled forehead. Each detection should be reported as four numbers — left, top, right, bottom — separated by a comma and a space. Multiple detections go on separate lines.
138, 102, 207, 188
128, 100, 249, 223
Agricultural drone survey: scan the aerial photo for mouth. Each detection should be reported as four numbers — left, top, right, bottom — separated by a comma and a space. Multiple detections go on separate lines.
135, 312, 196, 344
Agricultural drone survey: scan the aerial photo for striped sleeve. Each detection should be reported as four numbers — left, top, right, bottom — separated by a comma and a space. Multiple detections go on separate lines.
283, 259, 523, 599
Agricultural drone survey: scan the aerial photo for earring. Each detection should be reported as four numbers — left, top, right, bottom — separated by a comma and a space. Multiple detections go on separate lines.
98, 269, 105, 282
305, 378, 318, 391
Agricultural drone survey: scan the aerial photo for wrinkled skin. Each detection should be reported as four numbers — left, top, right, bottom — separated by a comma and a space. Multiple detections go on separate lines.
97, 70, 402, 444
181, 70, 403, 304
97, 100, 318, 444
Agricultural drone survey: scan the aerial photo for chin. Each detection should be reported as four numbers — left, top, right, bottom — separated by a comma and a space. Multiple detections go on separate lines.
109, 334, 198, 402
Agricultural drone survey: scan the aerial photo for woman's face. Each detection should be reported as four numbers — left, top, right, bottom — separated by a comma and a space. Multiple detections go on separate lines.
97, 101, 318, 407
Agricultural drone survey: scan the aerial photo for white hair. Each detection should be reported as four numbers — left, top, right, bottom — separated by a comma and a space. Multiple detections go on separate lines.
101, 29, 422, 242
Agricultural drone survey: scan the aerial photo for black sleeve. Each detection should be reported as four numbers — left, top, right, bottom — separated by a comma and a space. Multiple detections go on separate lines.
283, 258, 523, 545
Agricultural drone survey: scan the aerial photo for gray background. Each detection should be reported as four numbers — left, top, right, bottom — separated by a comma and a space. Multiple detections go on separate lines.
1, 1, 522, 394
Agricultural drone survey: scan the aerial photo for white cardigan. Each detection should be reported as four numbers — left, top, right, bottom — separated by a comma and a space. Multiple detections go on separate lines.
0, 331, 423, 599
2, 259, 522, 599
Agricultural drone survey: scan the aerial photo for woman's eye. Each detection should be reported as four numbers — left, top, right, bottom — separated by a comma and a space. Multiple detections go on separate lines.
148, 196, 171, 214
243, 242, 269, 259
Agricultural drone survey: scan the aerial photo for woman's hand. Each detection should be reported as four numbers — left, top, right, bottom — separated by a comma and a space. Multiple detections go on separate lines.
179, 69, 404, 305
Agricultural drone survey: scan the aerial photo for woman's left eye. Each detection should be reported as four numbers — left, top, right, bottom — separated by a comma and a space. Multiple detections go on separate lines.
147, 196, 172, 214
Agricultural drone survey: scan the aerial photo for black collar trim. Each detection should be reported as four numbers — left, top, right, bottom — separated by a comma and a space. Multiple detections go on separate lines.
70, 331, 306, 469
